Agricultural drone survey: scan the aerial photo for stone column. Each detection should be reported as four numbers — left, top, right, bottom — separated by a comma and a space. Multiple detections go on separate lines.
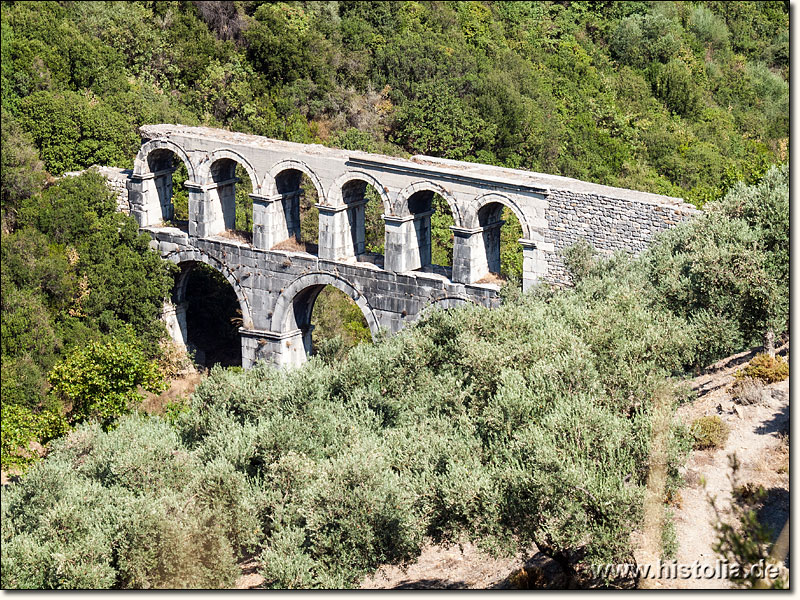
251, 193, 290, 249
185, 181, 214, 238
383, 214, 416, 272
213, 178, 237, 231
451, 226, 489, 284
412, 210, 433, 268
126, 168, 176, 226
127, 173, 152, 226
519, 236, 552, 292
283, 190, 302, 240
239, 327, 306, 369
317, 203, 352, 261
186, 177, 238, 238
481, 221, 504, 274
347, 200, 367, 256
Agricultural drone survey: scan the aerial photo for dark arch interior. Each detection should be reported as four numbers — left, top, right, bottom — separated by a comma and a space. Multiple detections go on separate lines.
182, 263, 242, 368
147, 149, 188, 225
272, 169, 319, 254
291, 284, 371, 362
407, 190, 455, 272
342, 179, 385, 265
209, 158, 254, 242
476, 202, 524, 284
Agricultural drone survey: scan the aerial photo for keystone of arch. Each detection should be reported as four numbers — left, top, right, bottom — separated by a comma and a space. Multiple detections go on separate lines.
271, 272, 380, 338
134, 139, 197, 182
196, 148, 261, 193
163, 248, 253, 329
262, 159, 326, 203
395, 180, 462, 226
326, 170, 393, 213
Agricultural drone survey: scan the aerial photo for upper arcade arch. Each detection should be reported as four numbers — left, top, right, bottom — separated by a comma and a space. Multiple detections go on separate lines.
196, 148, 260, 193
130, 140, 198, 226
472, 192, 531, 239
395, 180, 461, 225
327, 170, 392, 212
263, 159, 326, 203
134, 139, 197, 182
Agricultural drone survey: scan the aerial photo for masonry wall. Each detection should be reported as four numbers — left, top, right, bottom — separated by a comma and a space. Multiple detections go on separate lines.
542, 189, 699, 286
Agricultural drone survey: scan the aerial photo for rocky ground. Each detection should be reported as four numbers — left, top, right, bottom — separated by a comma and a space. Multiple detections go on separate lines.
653, 346, 789, 589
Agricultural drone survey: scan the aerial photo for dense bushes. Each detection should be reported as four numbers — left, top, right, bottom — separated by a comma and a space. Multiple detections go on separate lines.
1, 417, 258, 588
3, 164, 788, 589
1, 159, 175, 468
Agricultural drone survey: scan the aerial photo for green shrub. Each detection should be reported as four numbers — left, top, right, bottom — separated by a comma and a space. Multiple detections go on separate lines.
0, 404, 68, 471
735, 353, 788, 384
653, 60, 702, 117
49, 336, 166, 425
691, 416, 729, 450
1, 416, 250, 589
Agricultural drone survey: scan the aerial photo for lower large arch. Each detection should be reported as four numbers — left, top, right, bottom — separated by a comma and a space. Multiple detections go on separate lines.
271, 272, 380, 341
165, 249, 253, 329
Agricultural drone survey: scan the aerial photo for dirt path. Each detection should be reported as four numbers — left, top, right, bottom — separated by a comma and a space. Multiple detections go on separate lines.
651, 351, 789, 589
359, 541, 537, 590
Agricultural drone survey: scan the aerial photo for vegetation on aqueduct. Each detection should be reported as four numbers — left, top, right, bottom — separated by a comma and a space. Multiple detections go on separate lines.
0, 0, 789, 590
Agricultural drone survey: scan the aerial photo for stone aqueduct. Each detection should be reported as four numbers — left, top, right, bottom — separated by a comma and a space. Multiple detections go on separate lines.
123, 125, 698, 368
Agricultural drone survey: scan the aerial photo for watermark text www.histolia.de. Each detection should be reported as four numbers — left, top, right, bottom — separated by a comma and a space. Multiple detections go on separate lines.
591, 559, 783, 581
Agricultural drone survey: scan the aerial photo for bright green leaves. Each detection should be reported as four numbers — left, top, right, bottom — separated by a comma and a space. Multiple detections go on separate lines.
49, 337, 166, 426
17, 91, 138, 175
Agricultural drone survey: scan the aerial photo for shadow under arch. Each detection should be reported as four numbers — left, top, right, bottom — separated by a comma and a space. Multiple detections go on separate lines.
165, 250, 253, 367
271, 272, 380, 358
166, 249, 253, 329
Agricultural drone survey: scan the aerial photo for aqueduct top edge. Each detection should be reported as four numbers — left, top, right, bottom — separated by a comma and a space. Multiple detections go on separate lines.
138, 124, 694, 210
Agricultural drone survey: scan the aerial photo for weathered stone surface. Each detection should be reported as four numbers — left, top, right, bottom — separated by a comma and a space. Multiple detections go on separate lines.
111, 125, 697, 368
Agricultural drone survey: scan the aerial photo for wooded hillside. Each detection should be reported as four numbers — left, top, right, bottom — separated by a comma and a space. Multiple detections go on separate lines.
0, 1, 790, 589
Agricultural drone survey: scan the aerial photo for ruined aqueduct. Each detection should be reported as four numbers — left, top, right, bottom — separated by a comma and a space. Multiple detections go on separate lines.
121, 125, 698, 368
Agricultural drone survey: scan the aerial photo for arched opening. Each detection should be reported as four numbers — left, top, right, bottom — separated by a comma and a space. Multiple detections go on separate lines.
309, 286, 372, 361
341, 179, 386, 266
145, 149, 191, 226
286, 284, 372, 362
407, 190, 455, 276
177, 262, 243, 368
270, 170, 319, 254
207, 159, 255, 243
476, 202, 524, 286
